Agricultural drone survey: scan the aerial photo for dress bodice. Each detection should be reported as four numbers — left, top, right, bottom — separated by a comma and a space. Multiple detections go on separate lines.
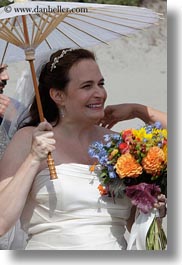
21, 163, 131, 250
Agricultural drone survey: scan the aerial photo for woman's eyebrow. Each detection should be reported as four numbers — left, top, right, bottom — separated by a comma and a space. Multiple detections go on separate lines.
82, 78, 105, 83
99, 78, 105, 83
80, 77, 105, 86
80, 80, 93, 85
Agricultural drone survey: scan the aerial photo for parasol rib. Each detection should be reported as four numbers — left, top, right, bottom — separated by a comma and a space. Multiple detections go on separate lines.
71, 12, 154, 29
67, 15, 132, 37
62, 20, 109, 45
90, 6, 158, 17
0, 42, 9, 65
35, 13, 68, 45
0, 21, 23, 46
54, 27, 82, 47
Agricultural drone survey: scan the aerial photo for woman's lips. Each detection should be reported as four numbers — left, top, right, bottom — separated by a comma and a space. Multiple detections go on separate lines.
86, 103, 103, 109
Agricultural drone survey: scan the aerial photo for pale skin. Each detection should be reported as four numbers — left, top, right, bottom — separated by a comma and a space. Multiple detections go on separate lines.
0, 59, 166, 236
101, 103, 167, 129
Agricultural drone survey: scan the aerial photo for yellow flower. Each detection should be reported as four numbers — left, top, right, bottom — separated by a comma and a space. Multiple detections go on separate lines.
132, 128, 153, 141
109, 149, 119, 160
142, 146, 165, 175
161, 129, 167, 139
115, 153, 142, 178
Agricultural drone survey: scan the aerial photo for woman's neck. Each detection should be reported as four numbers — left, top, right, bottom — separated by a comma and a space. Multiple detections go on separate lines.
50, 120, 102, 166
54, 119, 98, 142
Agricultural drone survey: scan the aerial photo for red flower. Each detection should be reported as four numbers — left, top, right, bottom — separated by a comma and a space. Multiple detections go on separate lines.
122, 130, 132, 141
118, 142, 129, 154
122, 130, 133, 143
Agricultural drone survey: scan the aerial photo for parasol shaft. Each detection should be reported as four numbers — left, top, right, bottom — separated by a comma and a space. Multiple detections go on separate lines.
22, 15, 57, 180
29, 60, 58, 180
29, 60, 44, 122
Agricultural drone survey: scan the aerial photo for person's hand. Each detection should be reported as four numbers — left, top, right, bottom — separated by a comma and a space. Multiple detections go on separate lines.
154, 194, 167, 219
100, 104, 135, 129
30, 121, 56, 162
0, 94, 10, 118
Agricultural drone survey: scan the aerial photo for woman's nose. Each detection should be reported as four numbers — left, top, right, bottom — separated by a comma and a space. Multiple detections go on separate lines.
93, 86, 105, 97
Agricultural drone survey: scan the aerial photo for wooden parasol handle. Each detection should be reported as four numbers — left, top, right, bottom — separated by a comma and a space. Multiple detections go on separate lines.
22, 15, 58, 180
47, 153, 58, 180
29, 60, 58, 180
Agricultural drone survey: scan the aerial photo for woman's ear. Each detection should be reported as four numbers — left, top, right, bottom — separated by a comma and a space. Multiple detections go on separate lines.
49, 88, 65, 106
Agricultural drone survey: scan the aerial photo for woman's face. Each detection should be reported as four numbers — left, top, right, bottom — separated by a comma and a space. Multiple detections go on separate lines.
63, 59, 107, 123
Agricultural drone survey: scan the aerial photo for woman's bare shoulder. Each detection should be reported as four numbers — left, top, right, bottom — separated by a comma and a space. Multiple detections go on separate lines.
10, 126, 34, 143
0, 126, 35, 180
94, 125, 119, 139
14, 126, 34, 136
2, 126, 35, 160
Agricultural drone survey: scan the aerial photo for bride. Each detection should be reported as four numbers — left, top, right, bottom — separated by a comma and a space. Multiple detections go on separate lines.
0, 48, 165, 250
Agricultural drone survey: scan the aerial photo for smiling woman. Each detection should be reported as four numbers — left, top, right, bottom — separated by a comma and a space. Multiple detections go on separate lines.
0, 48, 131, 250
0, 48, 166, 250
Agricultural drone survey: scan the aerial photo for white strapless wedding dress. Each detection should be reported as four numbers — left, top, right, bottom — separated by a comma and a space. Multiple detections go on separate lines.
21, 163, 131, 250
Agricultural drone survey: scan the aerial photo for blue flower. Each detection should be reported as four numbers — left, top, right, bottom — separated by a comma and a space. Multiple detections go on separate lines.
109, 171, 117, 179
154, 121, 162, 129
88, 141, 108, 165
158, 142, 162, 148
146, 125, 153, 134
104, 134, 112, 142
104, 134, 121, 142
107, 164, 117, 179
99, 155, 108, 165
111, 134, 121, 141
88, 147, 95, 157
105, 141, 112, 148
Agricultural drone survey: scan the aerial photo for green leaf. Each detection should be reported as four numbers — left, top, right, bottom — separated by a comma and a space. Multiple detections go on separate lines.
146, 218, 167, 250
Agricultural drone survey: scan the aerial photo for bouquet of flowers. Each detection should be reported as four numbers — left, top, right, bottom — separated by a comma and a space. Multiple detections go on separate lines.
88, 122, 167, 250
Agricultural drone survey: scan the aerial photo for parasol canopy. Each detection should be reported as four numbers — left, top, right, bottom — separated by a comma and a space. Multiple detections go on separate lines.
0, 0, 160, 63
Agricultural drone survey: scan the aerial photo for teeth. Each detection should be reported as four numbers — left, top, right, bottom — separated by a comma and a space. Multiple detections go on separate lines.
88, 104, 102, 108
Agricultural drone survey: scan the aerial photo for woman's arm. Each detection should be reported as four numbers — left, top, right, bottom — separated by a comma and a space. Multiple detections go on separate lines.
101, 103, 167, 129
0, 121, 55, 236
132, 104, 167, 128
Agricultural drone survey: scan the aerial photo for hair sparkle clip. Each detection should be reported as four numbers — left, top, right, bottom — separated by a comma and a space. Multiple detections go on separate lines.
50, 48, 73, 72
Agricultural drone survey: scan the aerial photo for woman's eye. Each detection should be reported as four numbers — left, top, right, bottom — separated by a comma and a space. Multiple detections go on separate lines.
99, 82, 105, 87
82, 84, 92, 89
